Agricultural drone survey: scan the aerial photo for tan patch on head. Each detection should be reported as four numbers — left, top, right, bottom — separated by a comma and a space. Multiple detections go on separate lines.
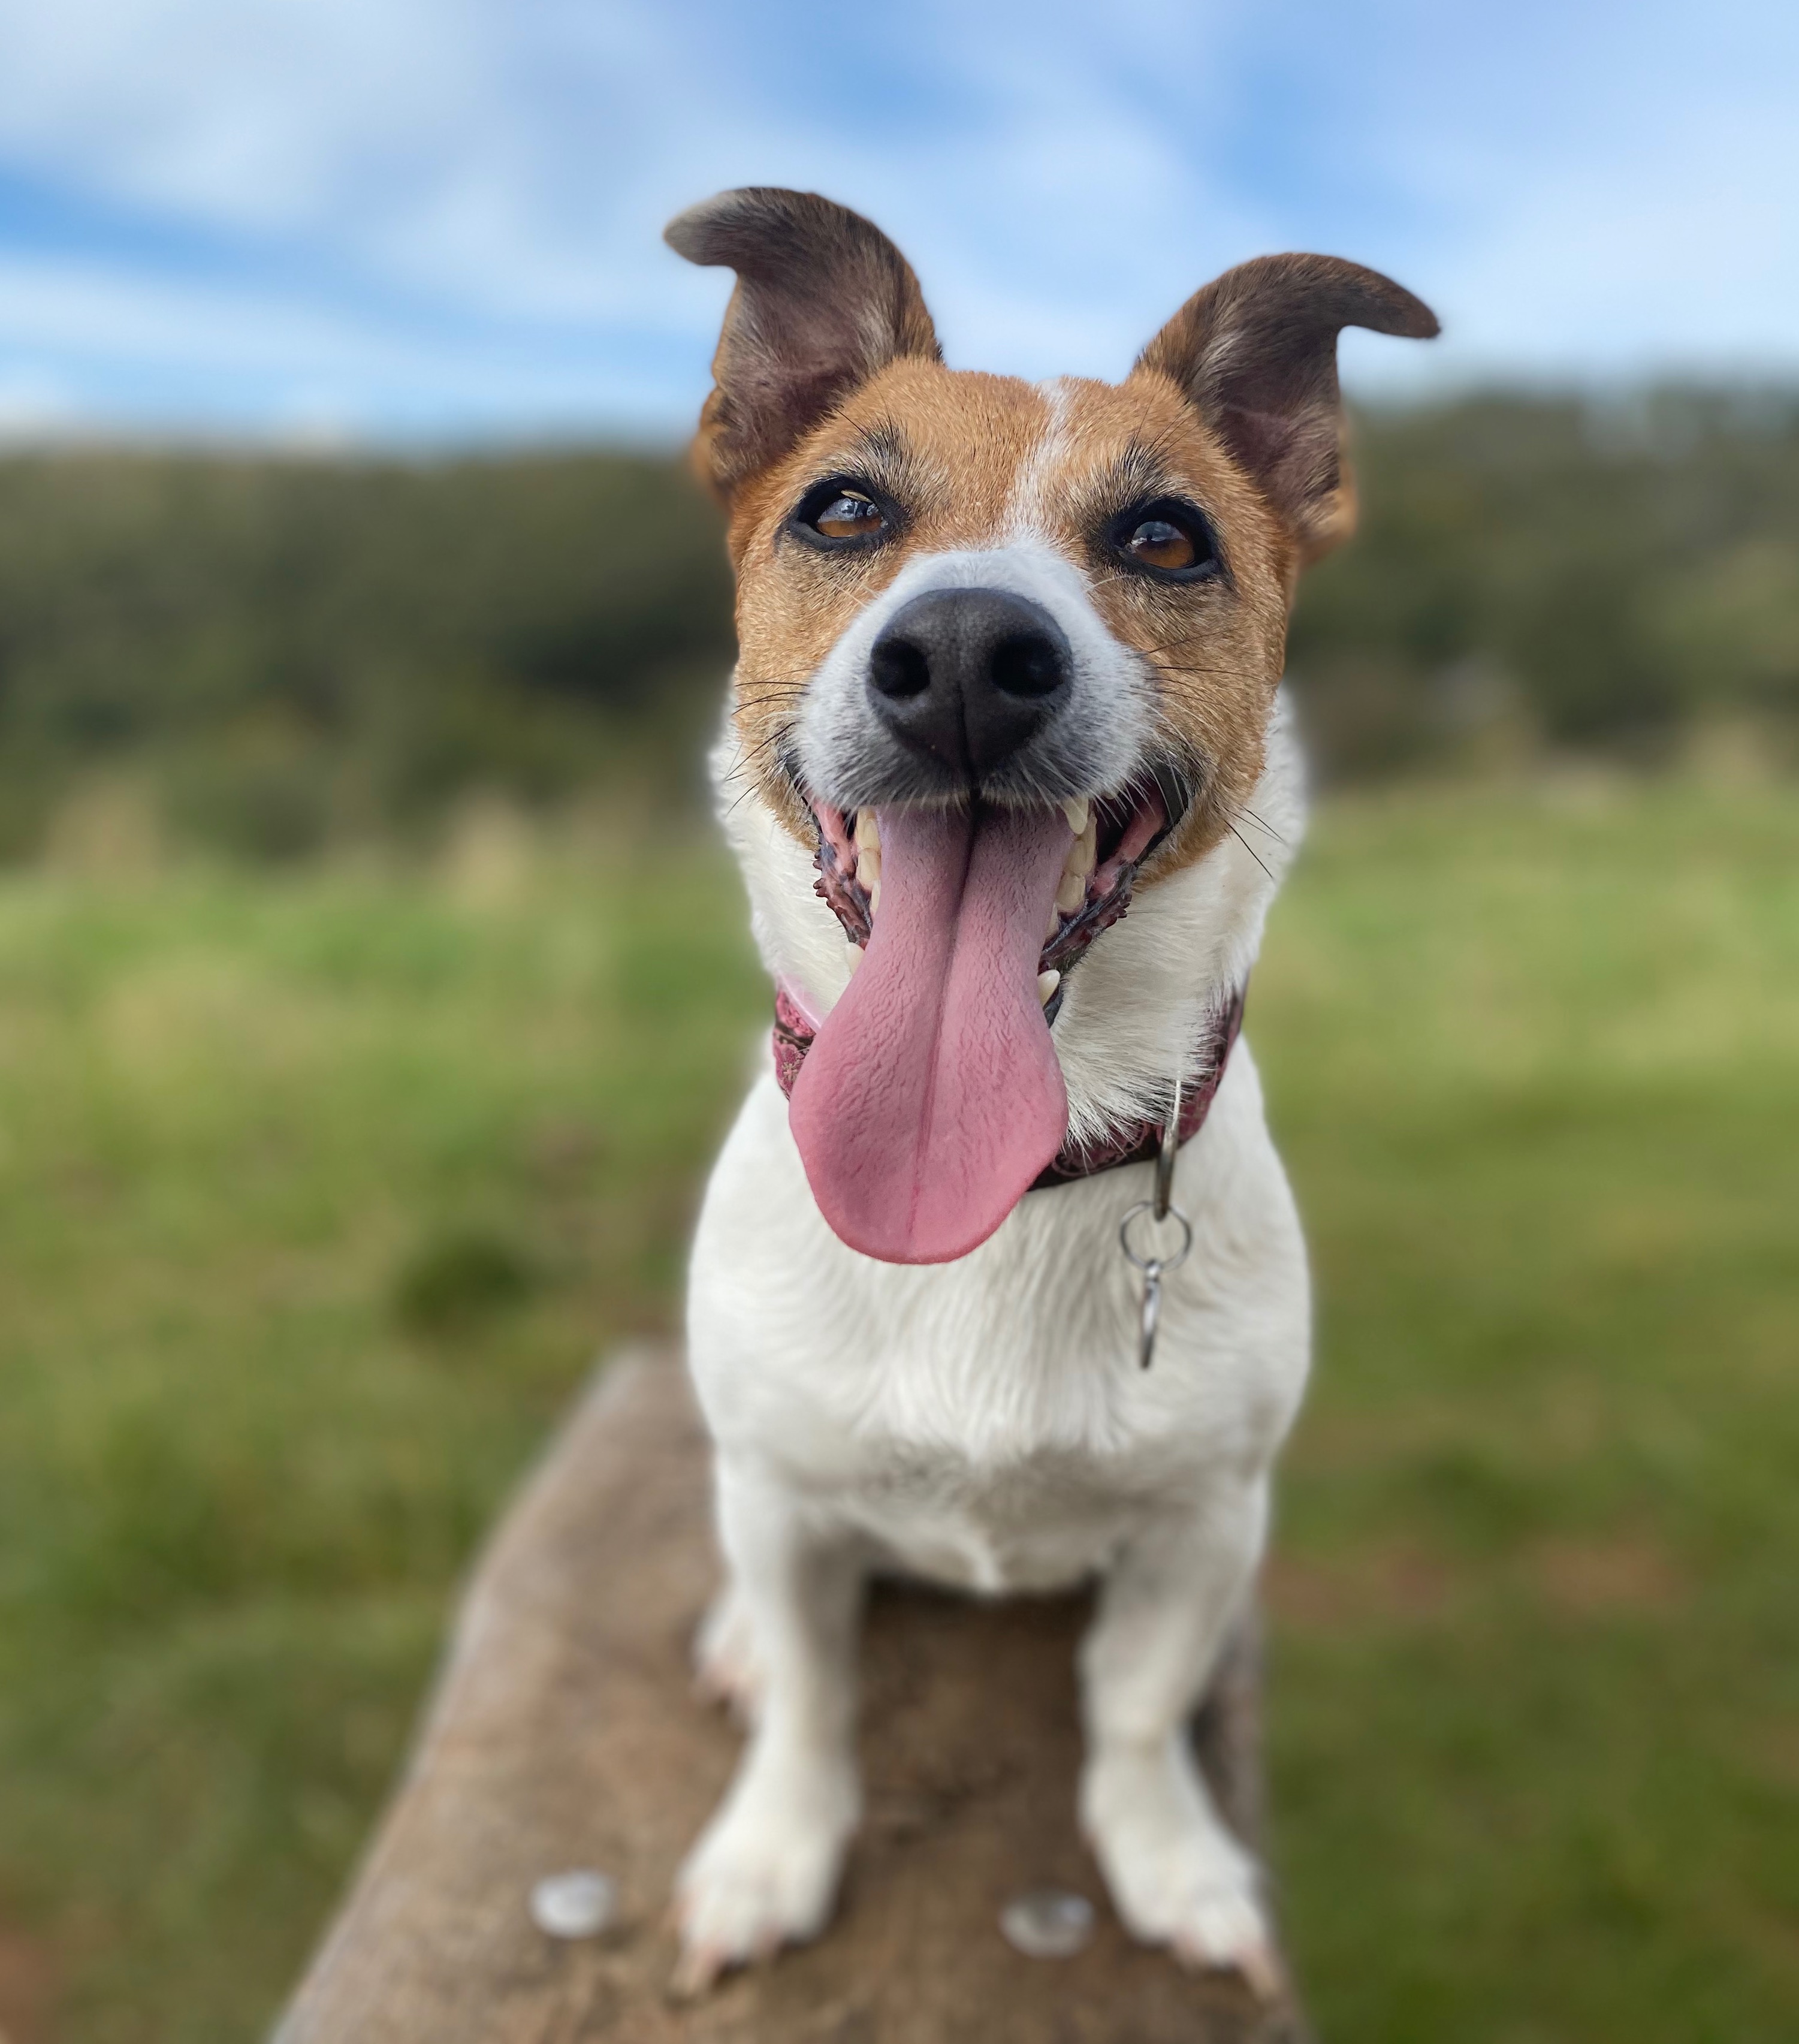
1003, 367, 1294, 869
725, 357, 1295, 864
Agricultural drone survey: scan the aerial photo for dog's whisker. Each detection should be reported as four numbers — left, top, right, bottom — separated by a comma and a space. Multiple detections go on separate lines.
1232, 803, 1290, 848
1227, 820, 1278, 884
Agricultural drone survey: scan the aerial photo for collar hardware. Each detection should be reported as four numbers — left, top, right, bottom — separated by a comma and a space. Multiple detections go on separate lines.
770, 982, 1244, 1369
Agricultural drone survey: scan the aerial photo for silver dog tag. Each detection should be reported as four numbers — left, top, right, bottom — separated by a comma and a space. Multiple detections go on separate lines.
1119, 1209, 1193, 1371
1119, 1075, 1193, 1372
1138, 1259, 1164, 1370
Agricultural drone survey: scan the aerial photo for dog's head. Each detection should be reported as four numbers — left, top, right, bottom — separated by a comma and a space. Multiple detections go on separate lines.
669, 188, 1435, 1267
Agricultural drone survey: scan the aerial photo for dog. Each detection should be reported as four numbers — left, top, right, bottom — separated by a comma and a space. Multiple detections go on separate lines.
663, 186, 1436, 1996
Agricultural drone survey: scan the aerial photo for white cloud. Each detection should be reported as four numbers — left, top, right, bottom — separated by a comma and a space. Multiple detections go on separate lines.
0, 0, 1794, 435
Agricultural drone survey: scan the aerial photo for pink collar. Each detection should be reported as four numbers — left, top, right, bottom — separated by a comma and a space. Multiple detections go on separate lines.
771, 982, 1245, 1192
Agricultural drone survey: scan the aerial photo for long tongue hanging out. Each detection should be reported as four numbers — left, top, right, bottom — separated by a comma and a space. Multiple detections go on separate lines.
789, 805, 1072, 1264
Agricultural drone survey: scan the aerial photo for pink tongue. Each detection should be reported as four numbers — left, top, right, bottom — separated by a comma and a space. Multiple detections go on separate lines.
789, 805, 1071, 1264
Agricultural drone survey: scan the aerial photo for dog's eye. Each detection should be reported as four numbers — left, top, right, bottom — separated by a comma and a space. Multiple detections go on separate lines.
1128, 518, 1196, 571
797, 484, 889, 547
1113, 500, 1219, 582
814, 491, 883, 540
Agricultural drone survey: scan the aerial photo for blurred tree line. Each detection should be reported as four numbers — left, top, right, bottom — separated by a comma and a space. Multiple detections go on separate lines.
0, 450, 734, 860
1294, 386, 1799, 779
0, 385, 1793, 860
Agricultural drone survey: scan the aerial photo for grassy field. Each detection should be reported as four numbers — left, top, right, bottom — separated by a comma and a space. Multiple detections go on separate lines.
0, 782, 1794, 2042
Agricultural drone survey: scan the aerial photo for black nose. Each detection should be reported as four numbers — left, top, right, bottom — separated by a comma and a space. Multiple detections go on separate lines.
867, 587, 1071, 780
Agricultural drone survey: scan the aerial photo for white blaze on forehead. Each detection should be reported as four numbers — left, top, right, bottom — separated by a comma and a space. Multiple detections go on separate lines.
1003, 376, 1079, 545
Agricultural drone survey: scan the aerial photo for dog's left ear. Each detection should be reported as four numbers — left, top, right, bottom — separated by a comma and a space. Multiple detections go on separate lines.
1136, 254, 1438, 566
666, 187, 942, 501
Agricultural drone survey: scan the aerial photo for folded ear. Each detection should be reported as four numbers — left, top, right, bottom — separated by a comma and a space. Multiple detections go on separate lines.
665, 188, 942, 499
1135, 254, 1438, 565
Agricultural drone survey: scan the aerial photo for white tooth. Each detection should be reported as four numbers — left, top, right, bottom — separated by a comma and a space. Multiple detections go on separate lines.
1062, 797, 1089, 837
859, 844, 881, 892
1037, 969, 1061, 1006
1073, 817, 1097, 874
855, 810, 881, 851
1046, 905, 1062, 940
869, 878, 882, 917
847, 942, 863, 975
1055, 869, 1086, 915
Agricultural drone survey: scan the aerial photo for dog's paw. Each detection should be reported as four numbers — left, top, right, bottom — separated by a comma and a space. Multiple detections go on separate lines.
671, 1767, 857, 1997
692, 1588, 763, 1722
1080, 1747, 1281, 1999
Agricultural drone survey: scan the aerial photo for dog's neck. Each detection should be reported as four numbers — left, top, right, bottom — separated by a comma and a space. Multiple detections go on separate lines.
714, 689, 1306, 1146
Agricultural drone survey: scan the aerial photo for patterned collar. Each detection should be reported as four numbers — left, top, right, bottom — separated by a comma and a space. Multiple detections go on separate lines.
770, 981, 1245, 1192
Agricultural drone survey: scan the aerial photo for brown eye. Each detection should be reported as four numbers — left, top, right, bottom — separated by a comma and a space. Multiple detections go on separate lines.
810, 490, 886, 541
1112, 498, 1219, 581
790, 475, 900, 553
1126, 517, 1196, 572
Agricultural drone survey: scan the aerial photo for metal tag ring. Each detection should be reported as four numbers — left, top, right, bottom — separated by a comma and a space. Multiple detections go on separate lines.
1119, 1199, 1193, 1274
1153, 1073, 1184, 1220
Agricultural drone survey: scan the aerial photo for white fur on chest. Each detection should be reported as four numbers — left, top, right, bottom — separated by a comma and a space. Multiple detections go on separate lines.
687, 1041, 1309, 1596
688, 691, 1311, 1598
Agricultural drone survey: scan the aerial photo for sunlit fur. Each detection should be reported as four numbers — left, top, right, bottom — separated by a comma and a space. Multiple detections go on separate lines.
684, 400, 1309, 1988
667, 190, 1430, 2002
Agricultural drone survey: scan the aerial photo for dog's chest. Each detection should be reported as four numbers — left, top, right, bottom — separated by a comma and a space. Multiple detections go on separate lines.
688, 1062, 1311, 1594
843, 1437, 1188, 1595
794, 1337, 1223, 1594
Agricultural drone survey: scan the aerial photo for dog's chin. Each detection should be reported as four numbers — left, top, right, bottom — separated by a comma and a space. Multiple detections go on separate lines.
783, 770, 1181, 1266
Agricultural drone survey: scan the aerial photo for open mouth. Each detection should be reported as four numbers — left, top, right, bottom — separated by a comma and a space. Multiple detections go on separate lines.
786, 770, 1190, 1266
810, 770, 1185, 1025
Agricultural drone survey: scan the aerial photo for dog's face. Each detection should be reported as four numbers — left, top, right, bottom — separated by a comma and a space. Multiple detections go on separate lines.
729, 360, 1287, 846
669, 190, 1434, 1267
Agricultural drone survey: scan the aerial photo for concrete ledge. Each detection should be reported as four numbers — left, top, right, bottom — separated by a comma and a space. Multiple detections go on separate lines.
276, 1349, 1307, 2043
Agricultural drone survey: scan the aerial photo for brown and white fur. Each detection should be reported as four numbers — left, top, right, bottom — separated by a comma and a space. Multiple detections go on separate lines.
665, 188, 1436, 1995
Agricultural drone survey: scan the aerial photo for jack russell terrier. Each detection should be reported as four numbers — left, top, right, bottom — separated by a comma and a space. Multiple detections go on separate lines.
663, 186, 1436, 1997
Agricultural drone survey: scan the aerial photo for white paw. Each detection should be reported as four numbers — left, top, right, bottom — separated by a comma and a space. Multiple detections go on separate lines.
672, 1763, 858, 1995
1081, 1745, 1281, 2000
692, 1588, 763, 1723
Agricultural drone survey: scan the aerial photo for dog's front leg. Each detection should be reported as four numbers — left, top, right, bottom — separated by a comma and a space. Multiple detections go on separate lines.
1079, 1479, 1281, 1996
673, 1460, 863, 1994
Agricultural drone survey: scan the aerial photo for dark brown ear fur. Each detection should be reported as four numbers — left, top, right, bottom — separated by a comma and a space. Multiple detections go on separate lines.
665, 188, 942, 499
1136, 254, 1438, 564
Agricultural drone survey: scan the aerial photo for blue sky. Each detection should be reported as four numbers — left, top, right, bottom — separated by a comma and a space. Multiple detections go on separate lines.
1, 0, 1795, 443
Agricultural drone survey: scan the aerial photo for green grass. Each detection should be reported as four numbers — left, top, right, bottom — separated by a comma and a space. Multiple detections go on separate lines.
1, 782, 1795, 2042
1255, 782, 1799, 2041
0, 839, 766, 2043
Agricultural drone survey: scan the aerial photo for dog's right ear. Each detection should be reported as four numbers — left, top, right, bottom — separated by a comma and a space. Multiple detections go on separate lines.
665, 188, 942, 501
1135, 254, 1438, 568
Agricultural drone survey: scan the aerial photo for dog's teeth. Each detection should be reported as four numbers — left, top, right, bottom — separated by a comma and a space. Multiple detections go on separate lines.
847, 941, 864, 975
855, 810, 881, 851
1062, 797, 1089, 837
1037, 969, 1061, 1006
1046, 905, 1062, 940
859, 844, 882, 894
868, 876, 882, 916
1055, 869, 1085, 916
